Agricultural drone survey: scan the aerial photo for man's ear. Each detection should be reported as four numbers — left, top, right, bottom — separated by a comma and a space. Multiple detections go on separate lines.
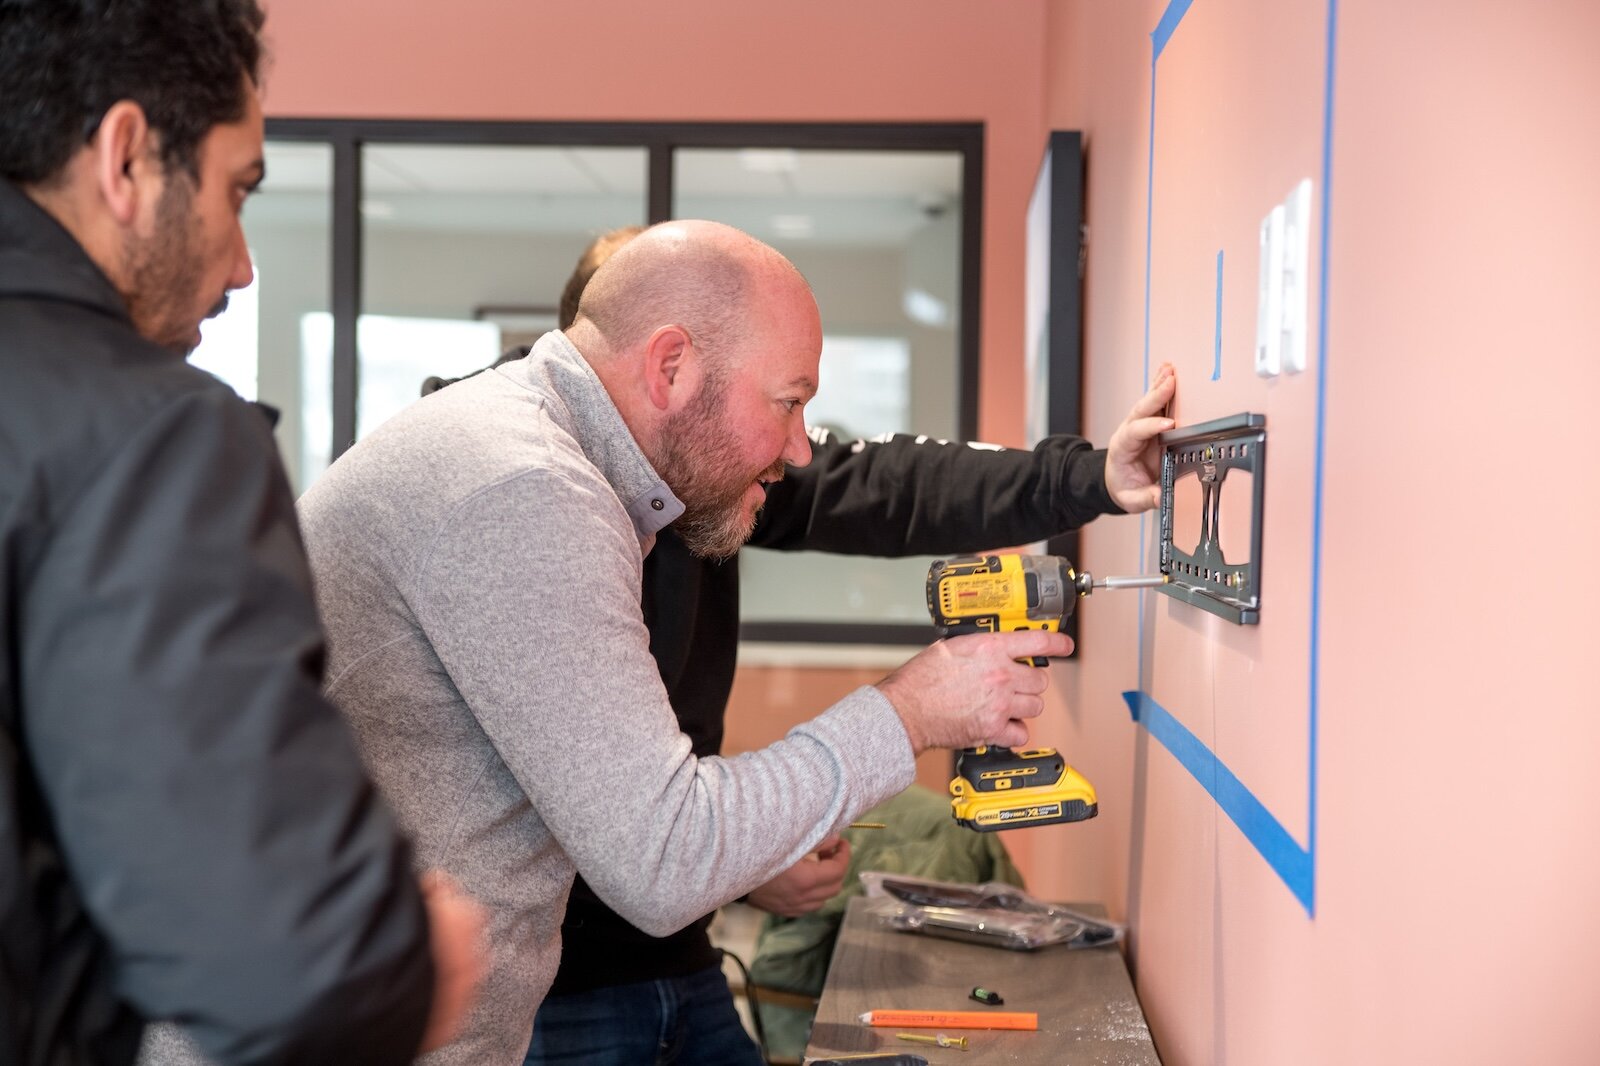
642, 324, 694, 410
91, 101, 157, 227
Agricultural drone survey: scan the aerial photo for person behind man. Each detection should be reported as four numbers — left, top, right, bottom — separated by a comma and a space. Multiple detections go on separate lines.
421, 228, 644, 397
506, 229, 1176, 1064
0, 3, 485, 1062
297, 219, 1078, 1064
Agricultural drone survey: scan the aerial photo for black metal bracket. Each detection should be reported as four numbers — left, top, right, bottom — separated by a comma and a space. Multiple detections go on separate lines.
1157, 413, 1266, 624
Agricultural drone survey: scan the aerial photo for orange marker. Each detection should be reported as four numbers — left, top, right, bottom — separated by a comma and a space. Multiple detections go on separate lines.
857, 1009, 1037, 1031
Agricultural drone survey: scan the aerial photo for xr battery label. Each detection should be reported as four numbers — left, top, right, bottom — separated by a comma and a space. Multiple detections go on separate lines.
942, 574, 1017, 612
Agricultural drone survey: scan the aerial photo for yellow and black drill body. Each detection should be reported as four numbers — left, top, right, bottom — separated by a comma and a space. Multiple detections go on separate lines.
926, 554, 1100, 832
925, 553, 1090, 659
949, 745, 1098, 831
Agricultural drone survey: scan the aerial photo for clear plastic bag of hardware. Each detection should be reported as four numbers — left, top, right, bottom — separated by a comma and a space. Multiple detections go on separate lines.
859, 872, 1125, 952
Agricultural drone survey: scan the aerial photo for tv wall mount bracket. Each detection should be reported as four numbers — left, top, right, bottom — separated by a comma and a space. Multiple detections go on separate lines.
1157, 412, 1266, 625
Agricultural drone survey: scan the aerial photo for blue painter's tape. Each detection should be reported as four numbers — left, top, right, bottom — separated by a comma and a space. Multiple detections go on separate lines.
1135, 0, 1336, 917
1212, 249, 1224, 380
1138, 55, 1159, 684
1302, 0, 1341, 912
1152, 0, 1196, 61
1123, 691, 1313, 909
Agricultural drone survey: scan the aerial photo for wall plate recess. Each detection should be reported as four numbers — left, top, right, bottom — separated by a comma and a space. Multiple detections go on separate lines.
1255, 178, 1312, 378
1158, 413, 1266, 624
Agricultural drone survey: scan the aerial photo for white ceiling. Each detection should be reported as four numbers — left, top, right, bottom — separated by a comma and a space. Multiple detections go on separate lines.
363, 145, 647, 196
249, 142, 962, 247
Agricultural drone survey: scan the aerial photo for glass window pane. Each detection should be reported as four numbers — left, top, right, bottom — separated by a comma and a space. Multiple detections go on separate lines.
298, 313, 504, 443
358, 144, 647, 438
189, 140, 332, 493
674, 148, 964, 632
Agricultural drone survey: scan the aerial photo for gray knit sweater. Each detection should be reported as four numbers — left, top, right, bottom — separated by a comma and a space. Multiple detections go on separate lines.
291, 332, 914, 1065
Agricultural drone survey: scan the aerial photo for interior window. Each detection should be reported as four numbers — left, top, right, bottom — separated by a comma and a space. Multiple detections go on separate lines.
675, 147, 964, 636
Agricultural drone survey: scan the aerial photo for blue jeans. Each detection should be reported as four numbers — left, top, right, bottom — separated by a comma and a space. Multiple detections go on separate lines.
524, 965, 764, 1066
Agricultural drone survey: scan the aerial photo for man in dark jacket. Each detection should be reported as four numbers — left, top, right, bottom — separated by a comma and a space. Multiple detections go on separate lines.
0, 2, 484, 1062
427, 228, 1176, 1065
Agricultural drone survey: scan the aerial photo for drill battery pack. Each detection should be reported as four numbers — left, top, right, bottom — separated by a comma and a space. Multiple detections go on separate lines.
949, 745, 1098, 832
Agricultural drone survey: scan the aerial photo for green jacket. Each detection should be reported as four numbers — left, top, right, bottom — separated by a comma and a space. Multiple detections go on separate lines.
747, 784, 1024, 1060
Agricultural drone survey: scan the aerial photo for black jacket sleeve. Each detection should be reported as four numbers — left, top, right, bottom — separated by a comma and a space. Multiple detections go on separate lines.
20, 387, 433, 1064
747, 430, 1124, 555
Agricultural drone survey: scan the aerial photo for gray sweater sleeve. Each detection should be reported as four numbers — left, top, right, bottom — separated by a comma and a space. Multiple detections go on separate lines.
412, 468, 916, 937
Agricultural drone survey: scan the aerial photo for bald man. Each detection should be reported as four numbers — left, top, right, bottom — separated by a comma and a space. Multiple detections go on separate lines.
296, 220, 1072, 1064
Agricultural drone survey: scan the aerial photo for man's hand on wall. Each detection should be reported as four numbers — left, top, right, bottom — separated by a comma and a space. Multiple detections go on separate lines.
1104, 361, 1177, 514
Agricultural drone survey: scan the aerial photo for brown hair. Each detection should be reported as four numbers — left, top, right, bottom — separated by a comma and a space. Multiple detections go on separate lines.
558, 225, 647, 330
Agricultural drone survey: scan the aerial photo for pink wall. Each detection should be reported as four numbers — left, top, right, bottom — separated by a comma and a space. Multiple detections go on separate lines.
260, 0, 1600, 1059
258, 0, 1049, 444
1040, 0, 1600, 1062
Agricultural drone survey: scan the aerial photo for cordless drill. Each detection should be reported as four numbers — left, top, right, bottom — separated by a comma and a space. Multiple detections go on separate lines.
925, 554, 1166, 831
